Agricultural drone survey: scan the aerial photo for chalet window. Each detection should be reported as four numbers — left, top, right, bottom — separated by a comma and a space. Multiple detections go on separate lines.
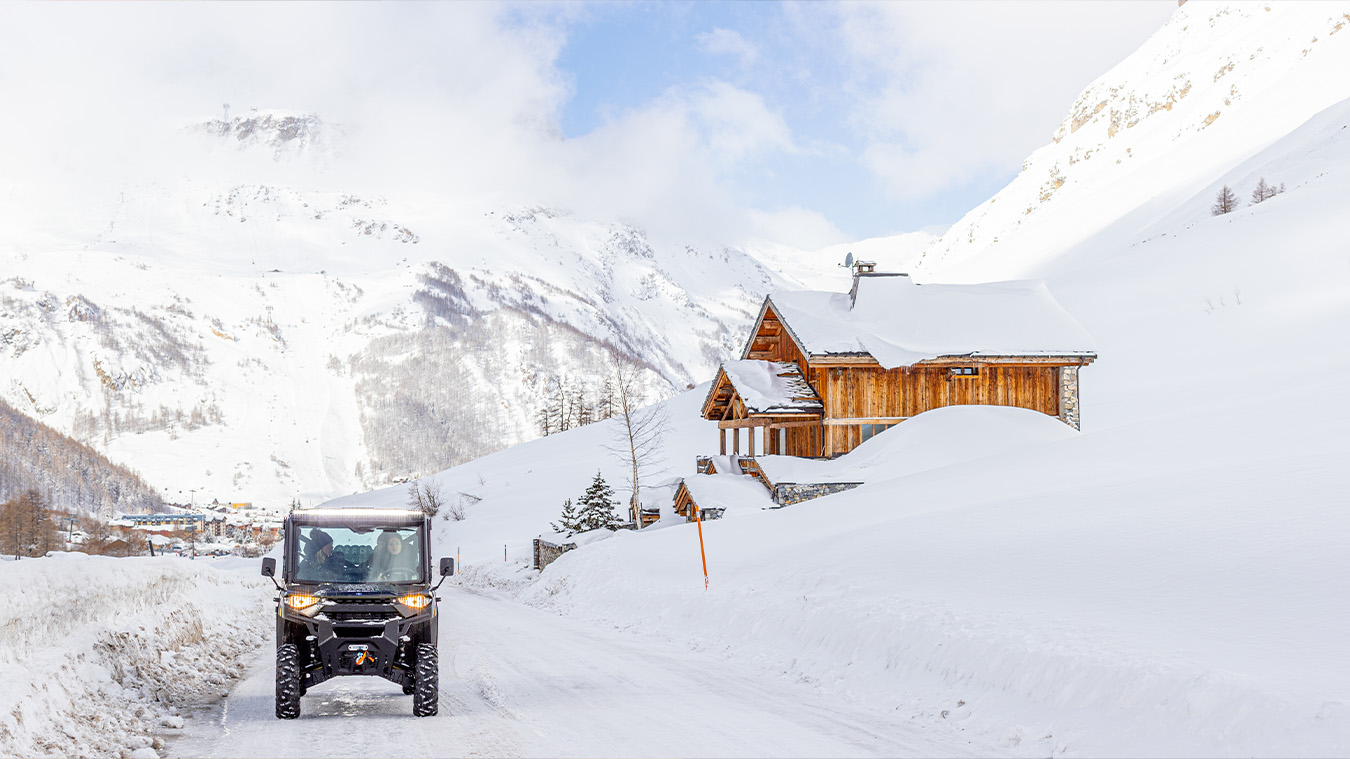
950, 367, 980, 377
858, 422, 897, 443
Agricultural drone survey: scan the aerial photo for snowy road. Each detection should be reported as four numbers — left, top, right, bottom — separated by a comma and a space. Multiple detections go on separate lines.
170, 586, 971, 758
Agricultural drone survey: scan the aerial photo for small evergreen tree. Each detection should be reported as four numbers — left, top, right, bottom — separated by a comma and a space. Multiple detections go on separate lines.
576, 471, 622, 532
550, 497, 580, 536
1212, 184, 1238, 215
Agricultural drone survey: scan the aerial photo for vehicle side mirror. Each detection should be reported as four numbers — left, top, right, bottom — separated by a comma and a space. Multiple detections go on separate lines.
440, 557, 455, 577
261, 557, 276, 577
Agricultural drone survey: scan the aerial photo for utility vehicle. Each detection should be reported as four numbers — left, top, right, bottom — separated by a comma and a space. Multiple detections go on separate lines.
261, 507, 453, 718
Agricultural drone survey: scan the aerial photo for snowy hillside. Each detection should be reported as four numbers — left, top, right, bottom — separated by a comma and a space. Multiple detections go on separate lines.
0, 112, 806, 509
913, 0, 1350, 281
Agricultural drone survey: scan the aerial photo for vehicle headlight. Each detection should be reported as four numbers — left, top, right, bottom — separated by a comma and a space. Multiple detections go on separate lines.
284, 593, 320, 611
397, 594, 431, 610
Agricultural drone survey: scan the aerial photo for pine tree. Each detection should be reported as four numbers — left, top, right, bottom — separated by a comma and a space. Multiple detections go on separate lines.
575, 471, 622, 532
1212, 185, 1238, 215
550, 498, 580, 537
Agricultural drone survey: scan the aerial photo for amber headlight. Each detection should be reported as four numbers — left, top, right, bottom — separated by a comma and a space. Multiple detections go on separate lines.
397, 594, 431, 610
284, 593, 320, 611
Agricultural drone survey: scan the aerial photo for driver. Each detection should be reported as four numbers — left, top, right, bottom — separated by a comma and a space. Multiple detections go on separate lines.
369, 531, 416, 581
299, 529, 353, 581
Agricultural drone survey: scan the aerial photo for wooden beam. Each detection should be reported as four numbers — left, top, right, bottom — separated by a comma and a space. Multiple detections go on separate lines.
717, 418, 770, 429
747, 351, 774, 360
821, 417, 911, 426
766, 419, 824, 430
719, 427, 726, 455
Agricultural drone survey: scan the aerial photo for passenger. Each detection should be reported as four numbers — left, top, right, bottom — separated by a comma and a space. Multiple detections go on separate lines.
369, 531, 416, 581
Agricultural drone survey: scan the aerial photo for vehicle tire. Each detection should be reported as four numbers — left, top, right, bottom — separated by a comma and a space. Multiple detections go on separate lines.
402, 681, 415, 696
412, 643, 438, 717
275, 644, 302, 719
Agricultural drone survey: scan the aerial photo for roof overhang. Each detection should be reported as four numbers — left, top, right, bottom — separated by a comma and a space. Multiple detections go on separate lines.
805, 352, 1098, 368
701, 360, 823, 421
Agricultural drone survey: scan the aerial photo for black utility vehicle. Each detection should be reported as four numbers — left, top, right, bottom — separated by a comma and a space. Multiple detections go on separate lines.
261, 507, 453, 719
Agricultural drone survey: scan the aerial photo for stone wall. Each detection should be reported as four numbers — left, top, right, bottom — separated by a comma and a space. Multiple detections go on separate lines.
532, 537, 577, 571
772, 482, 862, 507
1057, 366, 1081, 430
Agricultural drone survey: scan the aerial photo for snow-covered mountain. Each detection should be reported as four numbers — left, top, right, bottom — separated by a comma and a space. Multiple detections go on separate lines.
0, 113, 810, 509
912, 0, 1350, 281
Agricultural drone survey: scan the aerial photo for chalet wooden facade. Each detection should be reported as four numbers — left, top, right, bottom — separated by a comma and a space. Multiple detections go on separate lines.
701, 266, 1097, 459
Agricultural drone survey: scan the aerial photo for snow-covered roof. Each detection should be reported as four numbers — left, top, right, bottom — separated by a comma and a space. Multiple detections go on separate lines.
715, 360, 822, 416
681, 474, 776, 515
763, 274, 1097, 370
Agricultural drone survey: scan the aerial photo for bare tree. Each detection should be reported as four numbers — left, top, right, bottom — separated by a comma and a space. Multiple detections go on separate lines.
0, 490, 58, 559
407, 480, 444, 518
444, 491, 478, 522
0, 496, 25, 559
604, 357, 670, 526
596, 377, 616, 420
1250, 177, 1278, 204
1211, 184, 1238, 215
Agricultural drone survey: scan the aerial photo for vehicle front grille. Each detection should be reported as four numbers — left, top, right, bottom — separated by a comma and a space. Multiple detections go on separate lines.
319, 599, 399, 623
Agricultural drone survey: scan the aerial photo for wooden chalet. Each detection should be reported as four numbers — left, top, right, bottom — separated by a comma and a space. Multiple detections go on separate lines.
701, 264, 1098, 459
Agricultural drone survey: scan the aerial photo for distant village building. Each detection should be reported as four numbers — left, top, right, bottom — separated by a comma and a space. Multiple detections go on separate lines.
123, 513, 207, 532
700, 264, 1097, 459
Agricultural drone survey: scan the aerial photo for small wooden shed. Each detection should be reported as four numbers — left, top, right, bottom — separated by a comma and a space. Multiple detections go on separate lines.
701, 266, 1097, 459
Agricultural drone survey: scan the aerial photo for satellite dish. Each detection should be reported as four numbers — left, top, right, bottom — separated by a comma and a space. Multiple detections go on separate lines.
844, 252, 854, 267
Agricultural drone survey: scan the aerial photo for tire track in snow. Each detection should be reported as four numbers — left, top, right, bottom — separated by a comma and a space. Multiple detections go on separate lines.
171, 586, 974, 757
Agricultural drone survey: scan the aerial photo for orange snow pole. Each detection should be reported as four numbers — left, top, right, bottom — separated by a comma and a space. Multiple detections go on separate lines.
694, 504, 709, 590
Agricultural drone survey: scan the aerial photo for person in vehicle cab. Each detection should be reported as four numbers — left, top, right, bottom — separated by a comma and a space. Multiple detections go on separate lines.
299, 529, 352, 581
369, 530, 417, 581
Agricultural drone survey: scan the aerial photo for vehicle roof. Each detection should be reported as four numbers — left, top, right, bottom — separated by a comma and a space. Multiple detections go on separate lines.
288, 508, 426, 528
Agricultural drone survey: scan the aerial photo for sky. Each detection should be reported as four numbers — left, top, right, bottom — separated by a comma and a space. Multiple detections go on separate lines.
0, 1, 1172, 250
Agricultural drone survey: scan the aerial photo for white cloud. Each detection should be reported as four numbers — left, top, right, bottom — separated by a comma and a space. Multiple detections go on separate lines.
689, 81, 796, 163
697, 27, 759, 68
829, 1, 1172, 200
747, 207, 848, 251
0, 3, 814, 249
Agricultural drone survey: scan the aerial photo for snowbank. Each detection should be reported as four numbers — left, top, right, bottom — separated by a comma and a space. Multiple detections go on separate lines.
0, 555, 271, 759
757, 404, 1079, 485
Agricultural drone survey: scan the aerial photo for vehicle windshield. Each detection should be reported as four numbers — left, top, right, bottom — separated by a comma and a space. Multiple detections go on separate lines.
291, 524, 424, 584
